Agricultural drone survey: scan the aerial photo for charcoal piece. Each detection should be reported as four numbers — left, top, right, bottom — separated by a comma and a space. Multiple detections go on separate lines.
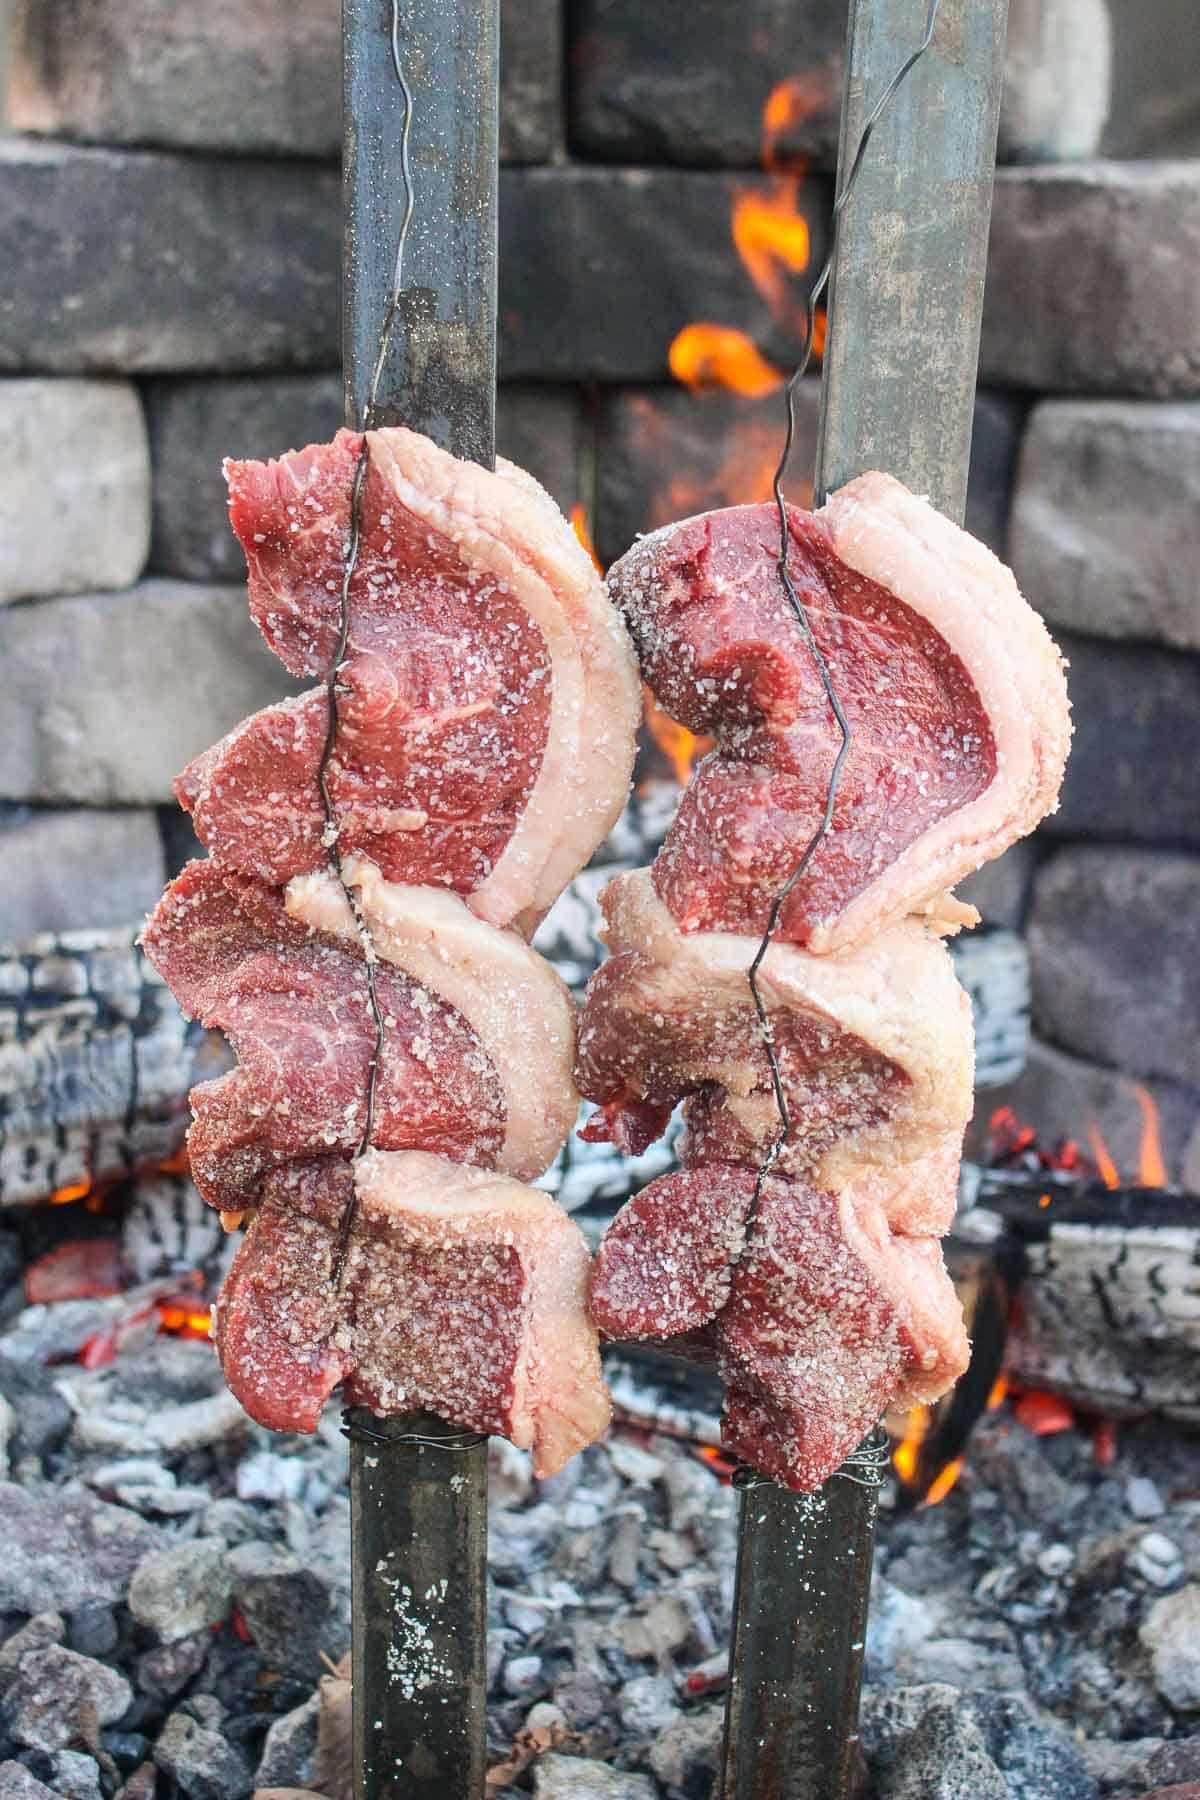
0, 1485, 161, 1615
568, 0, 845, 168
2, 1645, 132, 1753
253, 1692, 319, 1791
64, 1604, 118, 1661
153, 1706, 254, 1800
0, 1618, 65, 1697
1140, 1585, 1200, 1712
135, 1635, 210, 1703
0, 1764, 58, 1798
861, 1685, 1010, 1800
129, 1542, 232, 1646
533, 1754, 657, 1798
45, 1750, 102, 1800
224, 1543, 332, 1684
0, 1363, 71, 1463
645, 1705, 725, 1795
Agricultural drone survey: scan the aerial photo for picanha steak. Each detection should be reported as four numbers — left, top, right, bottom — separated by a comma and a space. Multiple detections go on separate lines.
581, 478, 1070, 1489
144, 428, 641, 1474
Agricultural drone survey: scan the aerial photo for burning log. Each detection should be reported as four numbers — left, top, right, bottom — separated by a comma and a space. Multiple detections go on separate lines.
0, 928, 217, 1209
965, 1176, 1200, 1423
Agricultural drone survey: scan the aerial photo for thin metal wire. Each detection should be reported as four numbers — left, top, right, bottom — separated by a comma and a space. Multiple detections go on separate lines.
341, 1415, 487, 1450
326, 2, 415, 1289
742, 0, 941, 1242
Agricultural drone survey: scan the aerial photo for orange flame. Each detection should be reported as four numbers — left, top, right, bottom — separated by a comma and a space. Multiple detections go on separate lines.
570, 505, 604, 576
1134, 1085, 1166, 1188
891, 1405, 928, 1485
157, 1300, 214, 1340
762, 72, 828, 171
1087, 1120, 1121, 1191
732, 179, 812, 324
643, 688, 713, 788
49, 1177, 93, 1206
668, 324, 785, 397
923, 1456, 965, 1507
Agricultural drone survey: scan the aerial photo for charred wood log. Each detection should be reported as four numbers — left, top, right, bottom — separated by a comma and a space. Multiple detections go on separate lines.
962, 1178, 1200, 1423
0, 928, 218, 1208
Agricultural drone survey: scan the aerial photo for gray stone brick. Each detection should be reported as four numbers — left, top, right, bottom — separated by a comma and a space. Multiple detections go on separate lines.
147, 378, 583, 582
568, 0, 845, 168
981, 161, 1200, 396
1028, 847, 1200, 1088
998, 0, 1111, 163
1047, 633, 1200, 849
955, 841, 1035, 932
0, 809, 166, 942
0, 379, 149, 605
7, 0, 341, 157
496, 386, 588, 517
147, 374, 343, 581
7, 0, 560, 164
1012, 400, 1200, 651
0, 581, 294, 805
500, 0, 564, 163
0, 141, 339, 373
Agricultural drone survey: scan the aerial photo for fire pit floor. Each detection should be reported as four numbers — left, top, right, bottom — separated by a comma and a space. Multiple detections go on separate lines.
0, 1317, 1198, 1798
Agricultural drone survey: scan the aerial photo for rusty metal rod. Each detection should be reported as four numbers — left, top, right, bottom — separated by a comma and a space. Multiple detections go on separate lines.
342, 1, 498, 1795
720, 2, 1009, 1796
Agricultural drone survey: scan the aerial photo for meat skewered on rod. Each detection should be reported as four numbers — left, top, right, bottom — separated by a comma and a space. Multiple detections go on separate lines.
579, 479, 1071, 1491
143, 426, 642, 1476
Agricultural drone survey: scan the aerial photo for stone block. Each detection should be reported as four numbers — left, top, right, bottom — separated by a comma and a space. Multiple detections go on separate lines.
965, 390, 1027, 559
997, 0, 1111, 163
1046, 633, 1200, 849
500, 0, 564, 163
147, 375, 343, 581
1027, 848, 1200, 1088
6, 0, 340, 156
1012, 401, 1200, 651
981, 162, 1200, 397
568, 0, 846, 168
147, 378, 585, 582
7, 0, 559, 163
499, 166, 832, 383
496, 386, 588, 518
0, 380, 149, 604
0, 142, 339, 373
0, 810, 166, 942
0, 581, 295, 805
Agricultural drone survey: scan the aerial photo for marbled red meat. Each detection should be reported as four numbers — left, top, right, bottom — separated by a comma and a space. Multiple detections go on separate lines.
142, 860, 505, 1213
610, 474, 1070, 953
217, 1150, 610, 1478
589, 1164, 967, 1490
180, 426, 640, 934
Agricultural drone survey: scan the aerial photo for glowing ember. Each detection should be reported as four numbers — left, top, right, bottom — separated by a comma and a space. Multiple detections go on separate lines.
1013, 1389, 1075, 1436
157, 1298, 214, 1340
668, 323, 785, 396
49, 1178, 93, 1206
695, 1444, 738, 1483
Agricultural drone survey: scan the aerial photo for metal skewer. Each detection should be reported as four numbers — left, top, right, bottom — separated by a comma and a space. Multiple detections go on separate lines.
341, 3, 499, 1796
720, 3, 1010, 1796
